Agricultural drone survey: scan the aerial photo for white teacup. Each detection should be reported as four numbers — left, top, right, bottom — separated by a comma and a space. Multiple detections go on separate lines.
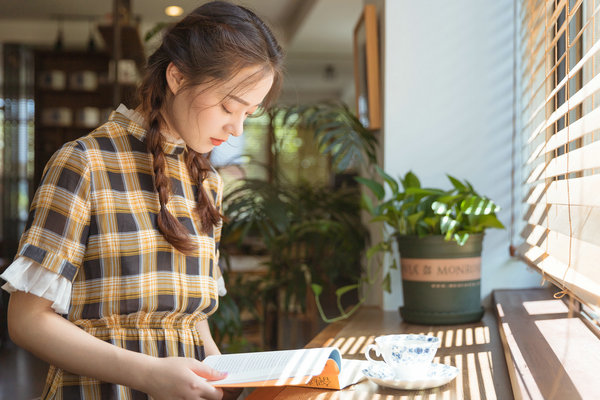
364, 334, 441, 379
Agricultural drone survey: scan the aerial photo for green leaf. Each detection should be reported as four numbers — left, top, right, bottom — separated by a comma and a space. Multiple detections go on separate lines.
313, 120, 341, 135
322, 131, 348, 155
453, 231, 470, 246
335, 144, 355, 171
431, 201, 448, 214
407, 211, 425, 231
382, 272, 392, 293
335, 284, 359, 298
375, 165, 399, 194
405, 187, 445, 196
315, 125, 342, 148
476, 214, 506, 229
361, 193, 374, 214
367, 241, 391, 258
355, 177, 385, 200
461, 196, 499, 216
436, 194, 462, 204
465, 180, 476, 193
440, 215, 458, 234
311, 283, 323, 296
403, 171, 421, 189
423, 216, 439, 228
447, 175, 467, 192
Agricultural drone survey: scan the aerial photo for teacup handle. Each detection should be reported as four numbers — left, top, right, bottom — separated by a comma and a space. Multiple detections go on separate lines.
364, 344, 387, 366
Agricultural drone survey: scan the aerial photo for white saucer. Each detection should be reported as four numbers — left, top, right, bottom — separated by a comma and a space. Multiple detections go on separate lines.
361, 362, 459, 390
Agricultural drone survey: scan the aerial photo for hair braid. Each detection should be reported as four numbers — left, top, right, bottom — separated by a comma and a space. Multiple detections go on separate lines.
146, 99, 198, 254
185, 150, 222, 232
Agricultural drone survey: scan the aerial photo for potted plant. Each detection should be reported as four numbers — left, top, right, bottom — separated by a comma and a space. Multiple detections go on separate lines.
357, 167, 505, 325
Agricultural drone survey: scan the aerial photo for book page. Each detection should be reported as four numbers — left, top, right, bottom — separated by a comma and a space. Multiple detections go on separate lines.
338, 359, 369, 389
204, 347, 341, 386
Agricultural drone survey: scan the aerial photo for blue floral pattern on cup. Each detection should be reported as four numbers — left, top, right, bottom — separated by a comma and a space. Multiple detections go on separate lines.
366, 334, 440, 364
388, 334, 439, 364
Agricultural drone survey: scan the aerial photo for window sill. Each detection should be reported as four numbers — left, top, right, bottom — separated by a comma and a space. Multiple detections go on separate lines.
493, 287, 600, 400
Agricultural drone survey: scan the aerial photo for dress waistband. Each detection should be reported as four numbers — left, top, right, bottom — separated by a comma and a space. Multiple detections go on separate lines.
73, 311, 204, 331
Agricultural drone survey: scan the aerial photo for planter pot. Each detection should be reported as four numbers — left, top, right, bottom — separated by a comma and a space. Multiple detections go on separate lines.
395, 234, 484, 325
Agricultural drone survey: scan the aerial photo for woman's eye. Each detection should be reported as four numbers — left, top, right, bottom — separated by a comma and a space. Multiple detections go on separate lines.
221, 104, 232, 114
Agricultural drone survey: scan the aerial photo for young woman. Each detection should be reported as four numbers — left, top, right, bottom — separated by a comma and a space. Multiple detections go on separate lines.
1, 1, 283, 399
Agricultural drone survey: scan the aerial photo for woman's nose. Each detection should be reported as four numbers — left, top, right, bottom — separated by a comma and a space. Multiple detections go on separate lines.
230, 115, 244, 137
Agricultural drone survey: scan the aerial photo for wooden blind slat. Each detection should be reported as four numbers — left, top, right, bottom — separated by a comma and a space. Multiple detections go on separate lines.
530, 140, 600, 179
526, 69, 600, 144
517, 243, 600, 306
521, 225, 600, 286
525, 174, 600, 207
539, 106, 600, 155
525, 203, 600, 246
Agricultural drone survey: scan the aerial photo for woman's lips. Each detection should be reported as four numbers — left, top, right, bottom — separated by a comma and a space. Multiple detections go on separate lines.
210, 138, 225, 146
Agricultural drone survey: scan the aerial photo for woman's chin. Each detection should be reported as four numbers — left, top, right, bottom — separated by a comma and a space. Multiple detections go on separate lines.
187, 143, 213, 154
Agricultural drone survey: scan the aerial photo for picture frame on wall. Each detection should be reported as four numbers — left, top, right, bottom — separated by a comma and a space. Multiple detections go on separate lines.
353, 4, 381, 130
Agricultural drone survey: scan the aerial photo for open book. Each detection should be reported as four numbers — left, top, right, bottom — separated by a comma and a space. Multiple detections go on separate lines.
203, 347, 367, 390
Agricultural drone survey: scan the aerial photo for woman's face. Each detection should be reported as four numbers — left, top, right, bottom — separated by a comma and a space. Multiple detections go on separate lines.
163, 64, 274, 154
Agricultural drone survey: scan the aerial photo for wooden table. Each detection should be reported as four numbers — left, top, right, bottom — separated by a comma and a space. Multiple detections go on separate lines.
248, 306, 513, 399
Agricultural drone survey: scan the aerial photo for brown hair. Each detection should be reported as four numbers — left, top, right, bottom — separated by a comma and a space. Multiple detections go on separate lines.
138, 0, 284, 254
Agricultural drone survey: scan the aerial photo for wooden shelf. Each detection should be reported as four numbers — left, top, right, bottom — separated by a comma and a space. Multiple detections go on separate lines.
33, 50, 140, 188
34, 50, 108, 188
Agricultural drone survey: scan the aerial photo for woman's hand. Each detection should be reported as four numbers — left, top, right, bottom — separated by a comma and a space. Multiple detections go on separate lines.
144, 356, 226, 400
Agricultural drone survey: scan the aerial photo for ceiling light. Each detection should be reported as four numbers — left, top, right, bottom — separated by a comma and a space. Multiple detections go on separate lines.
165, 6, 184, 17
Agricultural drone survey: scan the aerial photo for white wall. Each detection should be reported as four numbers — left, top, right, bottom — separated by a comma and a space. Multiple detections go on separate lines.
378, 0, 540, 310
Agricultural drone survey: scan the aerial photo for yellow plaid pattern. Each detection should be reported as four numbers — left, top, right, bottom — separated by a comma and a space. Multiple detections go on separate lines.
16, 111, 223, 399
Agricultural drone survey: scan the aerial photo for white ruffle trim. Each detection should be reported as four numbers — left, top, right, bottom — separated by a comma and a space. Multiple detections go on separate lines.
0, 257, 72, 314
217, 275, 227, 297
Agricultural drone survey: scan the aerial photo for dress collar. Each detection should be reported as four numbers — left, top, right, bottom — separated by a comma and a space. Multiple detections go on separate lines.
109, 104, 187, 156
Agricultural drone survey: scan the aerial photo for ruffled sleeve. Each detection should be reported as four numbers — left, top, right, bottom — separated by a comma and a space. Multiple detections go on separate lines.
1, 256, 72, 314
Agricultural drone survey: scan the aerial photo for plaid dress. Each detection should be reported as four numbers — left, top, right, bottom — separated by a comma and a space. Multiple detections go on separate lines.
16, 110, 223, 399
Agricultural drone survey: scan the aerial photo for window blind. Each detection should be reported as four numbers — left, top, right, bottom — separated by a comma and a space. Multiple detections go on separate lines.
517, 0, 600, 309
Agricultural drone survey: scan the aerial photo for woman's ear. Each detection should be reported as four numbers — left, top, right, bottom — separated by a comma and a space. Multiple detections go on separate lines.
166, 62, 185, 95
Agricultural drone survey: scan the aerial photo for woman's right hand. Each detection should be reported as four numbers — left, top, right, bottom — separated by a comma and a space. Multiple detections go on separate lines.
144, 356, 227, 400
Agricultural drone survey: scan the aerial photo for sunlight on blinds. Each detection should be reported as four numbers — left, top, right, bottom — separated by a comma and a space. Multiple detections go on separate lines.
518, 0, 600, 309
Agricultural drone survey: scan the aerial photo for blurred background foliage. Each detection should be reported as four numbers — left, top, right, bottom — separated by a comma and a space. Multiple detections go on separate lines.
209, 103, 377, 352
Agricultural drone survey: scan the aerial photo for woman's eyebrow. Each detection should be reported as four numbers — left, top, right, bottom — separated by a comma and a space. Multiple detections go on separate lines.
228, 94, 259, 107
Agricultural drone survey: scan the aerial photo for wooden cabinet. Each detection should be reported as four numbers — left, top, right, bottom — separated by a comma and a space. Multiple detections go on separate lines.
33, 50, 137, 187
